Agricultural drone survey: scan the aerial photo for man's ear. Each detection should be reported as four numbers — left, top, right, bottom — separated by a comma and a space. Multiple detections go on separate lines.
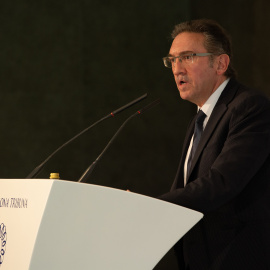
216, 54, 230, 75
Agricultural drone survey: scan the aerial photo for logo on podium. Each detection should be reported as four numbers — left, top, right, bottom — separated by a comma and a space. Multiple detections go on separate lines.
0, 223, 7, 267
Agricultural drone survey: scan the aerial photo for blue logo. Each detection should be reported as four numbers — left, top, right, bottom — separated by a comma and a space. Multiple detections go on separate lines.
0, 223, 7, 267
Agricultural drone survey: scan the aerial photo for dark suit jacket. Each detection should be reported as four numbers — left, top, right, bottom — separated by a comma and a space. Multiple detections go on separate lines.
159, 79, 270, 270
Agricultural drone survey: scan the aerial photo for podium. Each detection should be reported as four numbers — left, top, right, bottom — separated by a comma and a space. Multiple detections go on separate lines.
0, 179, 203, 269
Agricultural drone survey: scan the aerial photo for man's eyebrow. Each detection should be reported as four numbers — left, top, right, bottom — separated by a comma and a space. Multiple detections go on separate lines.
167, 51, 194, 57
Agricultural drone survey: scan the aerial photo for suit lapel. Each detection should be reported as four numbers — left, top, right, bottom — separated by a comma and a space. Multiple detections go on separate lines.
186, 79, 240, 184
187, 103, 227, 180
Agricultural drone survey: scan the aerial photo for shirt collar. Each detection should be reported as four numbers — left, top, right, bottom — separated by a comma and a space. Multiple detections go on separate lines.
199, 78, 230, 118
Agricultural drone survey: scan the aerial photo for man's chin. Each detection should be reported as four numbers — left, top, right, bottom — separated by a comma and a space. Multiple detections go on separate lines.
178, 90, 190, 101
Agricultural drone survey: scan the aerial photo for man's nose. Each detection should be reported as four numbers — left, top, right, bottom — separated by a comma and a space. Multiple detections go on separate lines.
172, 59, 186, 75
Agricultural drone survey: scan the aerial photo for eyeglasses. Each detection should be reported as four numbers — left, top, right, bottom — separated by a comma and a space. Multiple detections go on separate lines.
162, 53, 214, 68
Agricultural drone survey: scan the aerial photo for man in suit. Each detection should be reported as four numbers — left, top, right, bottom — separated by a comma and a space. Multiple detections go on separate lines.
159, 19, 270, 270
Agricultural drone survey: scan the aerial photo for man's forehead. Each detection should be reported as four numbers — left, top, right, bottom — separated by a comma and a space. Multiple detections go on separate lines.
169, 32, 206, 55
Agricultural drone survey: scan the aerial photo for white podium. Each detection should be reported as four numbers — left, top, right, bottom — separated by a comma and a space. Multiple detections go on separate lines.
0, 179, 203, 270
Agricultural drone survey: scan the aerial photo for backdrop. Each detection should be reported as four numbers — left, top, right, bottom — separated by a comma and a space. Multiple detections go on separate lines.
0, 0, 269, 269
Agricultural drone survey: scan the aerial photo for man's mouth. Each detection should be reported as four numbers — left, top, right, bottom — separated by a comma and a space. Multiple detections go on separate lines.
179, 80, 187, 85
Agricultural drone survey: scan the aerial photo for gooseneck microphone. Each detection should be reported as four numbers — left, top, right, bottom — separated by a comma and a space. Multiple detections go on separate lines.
78, 99, 160, 183
26, 93, 147, 179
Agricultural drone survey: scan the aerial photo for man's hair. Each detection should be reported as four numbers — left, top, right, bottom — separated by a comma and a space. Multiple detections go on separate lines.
172, 19, 236, 78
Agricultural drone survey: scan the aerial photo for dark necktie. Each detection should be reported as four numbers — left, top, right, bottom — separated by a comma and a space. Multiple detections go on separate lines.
187, 110, 206, 178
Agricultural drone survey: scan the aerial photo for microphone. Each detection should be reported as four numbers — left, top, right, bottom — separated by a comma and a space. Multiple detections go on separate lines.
26, 93, 148, 179
78, 99, 160, 183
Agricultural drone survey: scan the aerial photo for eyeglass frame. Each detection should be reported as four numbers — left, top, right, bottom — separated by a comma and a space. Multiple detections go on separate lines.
162, 52, 214, 68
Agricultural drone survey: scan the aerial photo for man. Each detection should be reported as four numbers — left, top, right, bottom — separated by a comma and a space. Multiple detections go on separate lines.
159, 19, 270, 270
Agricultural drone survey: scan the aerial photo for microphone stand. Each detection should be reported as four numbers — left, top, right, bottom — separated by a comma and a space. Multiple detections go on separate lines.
78, 99, 160, 183
26, 93, 147, 179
